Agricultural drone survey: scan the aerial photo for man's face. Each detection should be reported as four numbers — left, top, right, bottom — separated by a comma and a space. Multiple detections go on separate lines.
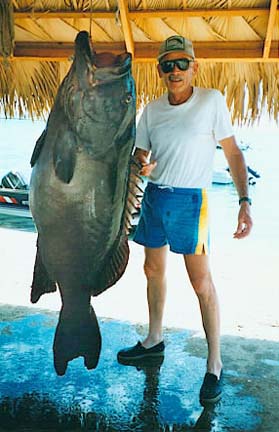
157, 52, 198, 95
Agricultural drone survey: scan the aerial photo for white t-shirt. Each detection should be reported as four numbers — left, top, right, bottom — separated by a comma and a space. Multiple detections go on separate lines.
135, 87, 234, 188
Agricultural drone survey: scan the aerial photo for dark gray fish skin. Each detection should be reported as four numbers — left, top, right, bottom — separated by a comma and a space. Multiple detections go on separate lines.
29, 31, 136, 375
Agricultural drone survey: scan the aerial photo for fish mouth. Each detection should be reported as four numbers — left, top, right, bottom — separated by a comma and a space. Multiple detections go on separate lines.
75, 31, 132, 86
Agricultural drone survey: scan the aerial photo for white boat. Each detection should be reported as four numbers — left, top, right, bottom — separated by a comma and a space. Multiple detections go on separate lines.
0, 187, 31, 218
0, 171, 32, 218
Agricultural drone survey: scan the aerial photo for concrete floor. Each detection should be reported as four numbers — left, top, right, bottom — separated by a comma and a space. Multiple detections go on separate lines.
0, 304, 278, 432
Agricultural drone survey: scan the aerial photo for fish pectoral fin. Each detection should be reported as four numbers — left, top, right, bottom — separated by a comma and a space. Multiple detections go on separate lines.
31, 241, 57, 303
53, 305, 101, 376
30, 129, 47, 167
95, 237, 129, 296
53, 128, 77, 183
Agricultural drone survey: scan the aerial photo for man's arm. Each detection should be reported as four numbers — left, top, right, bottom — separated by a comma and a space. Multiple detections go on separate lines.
219, 136, 253, 239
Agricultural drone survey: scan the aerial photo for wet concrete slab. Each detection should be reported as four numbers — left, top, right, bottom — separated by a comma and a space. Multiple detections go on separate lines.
0, 304, 278, 432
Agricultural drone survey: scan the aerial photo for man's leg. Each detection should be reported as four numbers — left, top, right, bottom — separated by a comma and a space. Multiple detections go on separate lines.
141, 245, 168, 348
117, 245, 167, 361
183, 254, 222, 378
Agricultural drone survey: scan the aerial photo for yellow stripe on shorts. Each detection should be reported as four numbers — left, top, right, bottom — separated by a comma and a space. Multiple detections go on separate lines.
195, 189, 209, 255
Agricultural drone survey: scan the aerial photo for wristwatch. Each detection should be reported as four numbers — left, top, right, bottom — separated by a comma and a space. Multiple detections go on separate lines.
239, 196, 252, 205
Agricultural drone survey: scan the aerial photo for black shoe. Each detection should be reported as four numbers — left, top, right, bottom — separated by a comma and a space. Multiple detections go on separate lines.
199, 371, 223, 406
117, 341, 165, 362
118, 355, 165, 369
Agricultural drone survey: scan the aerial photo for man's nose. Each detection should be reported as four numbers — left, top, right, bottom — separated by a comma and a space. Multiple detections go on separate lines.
172, 64, 181, 72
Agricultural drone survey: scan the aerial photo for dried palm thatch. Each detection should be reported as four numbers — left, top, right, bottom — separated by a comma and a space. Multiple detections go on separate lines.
134, 61, 279, 124
0, 60, 58, 118
0, 0, 279, 124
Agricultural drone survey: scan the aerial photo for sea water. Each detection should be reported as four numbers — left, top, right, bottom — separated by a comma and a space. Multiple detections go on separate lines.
0, 117, 278, 244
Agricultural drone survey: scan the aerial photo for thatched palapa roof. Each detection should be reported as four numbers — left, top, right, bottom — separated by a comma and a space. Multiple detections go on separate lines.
0, 0, 279, 123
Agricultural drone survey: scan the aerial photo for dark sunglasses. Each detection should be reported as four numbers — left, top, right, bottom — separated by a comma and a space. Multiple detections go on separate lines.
159, 58, 193, 73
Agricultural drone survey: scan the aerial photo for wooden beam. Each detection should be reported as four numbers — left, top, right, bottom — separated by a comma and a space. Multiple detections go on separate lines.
189, 41, 279, 60
263, 0, 278, 58
135, 41, 279, 61
12, 41, 126, 58
13, 7, 275, 20
130, 7, 274, 18
14, 11, 116, 19
117, 0, 134, 57
8, 40, 279, 62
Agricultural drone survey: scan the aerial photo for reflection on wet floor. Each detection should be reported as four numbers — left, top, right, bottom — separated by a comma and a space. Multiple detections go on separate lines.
0, 385, 219, 432
0, 305, 275, 431
0, 359, 219, 431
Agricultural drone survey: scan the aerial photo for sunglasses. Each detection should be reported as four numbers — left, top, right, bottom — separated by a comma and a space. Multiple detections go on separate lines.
159, 58, 193, 73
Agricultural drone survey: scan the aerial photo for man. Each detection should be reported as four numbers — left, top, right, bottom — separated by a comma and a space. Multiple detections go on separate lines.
118, 35, 252, 405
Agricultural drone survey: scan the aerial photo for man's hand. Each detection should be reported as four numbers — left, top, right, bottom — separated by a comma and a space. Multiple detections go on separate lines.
140, 160, 157, 177
233, 203, 253, 239
134, 148, 157, 177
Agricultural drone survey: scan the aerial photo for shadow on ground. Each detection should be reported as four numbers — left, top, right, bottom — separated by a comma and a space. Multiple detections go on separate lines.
0, 304, 278, 432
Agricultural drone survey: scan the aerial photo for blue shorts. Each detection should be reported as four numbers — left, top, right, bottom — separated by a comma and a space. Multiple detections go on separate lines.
133, 183, 210, 255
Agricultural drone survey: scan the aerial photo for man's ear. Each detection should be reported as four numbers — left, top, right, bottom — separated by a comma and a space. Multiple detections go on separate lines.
157, 63, 163, 78
192, 61, 199, 75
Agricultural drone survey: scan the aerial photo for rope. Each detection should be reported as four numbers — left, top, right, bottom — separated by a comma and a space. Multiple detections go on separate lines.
89, 0, 93, 38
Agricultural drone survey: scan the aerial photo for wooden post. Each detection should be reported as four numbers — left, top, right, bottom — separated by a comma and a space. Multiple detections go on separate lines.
263, 0, 278, 58
117, 0, 134, 57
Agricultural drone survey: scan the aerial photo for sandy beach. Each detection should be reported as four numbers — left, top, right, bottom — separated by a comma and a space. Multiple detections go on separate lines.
1, 225, 278, 343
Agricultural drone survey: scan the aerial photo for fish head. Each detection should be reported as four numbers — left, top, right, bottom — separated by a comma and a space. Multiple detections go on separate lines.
61, 31, 136, 160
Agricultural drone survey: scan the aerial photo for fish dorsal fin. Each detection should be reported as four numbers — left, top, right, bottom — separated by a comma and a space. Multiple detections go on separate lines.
93, 236, 129, 296
53, 128, 77, 183
30, 129, 47, 167
123, 156, 144, 235
92, 157, 142, 296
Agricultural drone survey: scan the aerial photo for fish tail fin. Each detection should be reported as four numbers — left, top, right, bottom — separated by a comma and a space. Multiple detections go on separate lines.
31, 240, 57, 303
53, 304, 101, 376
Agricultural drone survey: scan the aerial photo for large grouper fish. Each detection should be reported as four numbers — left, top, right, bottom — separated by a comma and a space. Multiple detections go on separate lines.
29, 31, 137, 375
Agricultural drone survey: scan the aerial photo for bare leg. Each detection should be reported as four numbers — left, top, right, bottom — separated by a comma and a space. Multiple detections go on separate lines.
183, 254, 222, 378
142, 246, 168, 348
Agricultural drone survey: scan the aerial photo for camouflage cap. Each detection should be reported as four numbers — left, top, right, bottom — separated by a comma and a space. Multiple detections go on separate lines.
157, 35, 195, 61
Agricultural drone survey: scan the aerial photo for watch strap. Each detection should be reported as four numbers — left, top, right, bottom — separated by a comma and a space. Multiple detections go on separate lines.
239, 196, 252, 205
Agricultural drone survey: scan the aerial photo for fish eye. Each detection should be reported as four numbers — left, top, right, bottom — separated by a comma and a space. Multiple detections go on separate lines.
124, 94, 133, 104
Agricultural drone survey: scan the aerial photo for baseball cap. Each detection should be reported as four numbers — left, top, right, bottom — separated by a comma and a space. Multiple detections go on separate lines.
157, 35, 195, 61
